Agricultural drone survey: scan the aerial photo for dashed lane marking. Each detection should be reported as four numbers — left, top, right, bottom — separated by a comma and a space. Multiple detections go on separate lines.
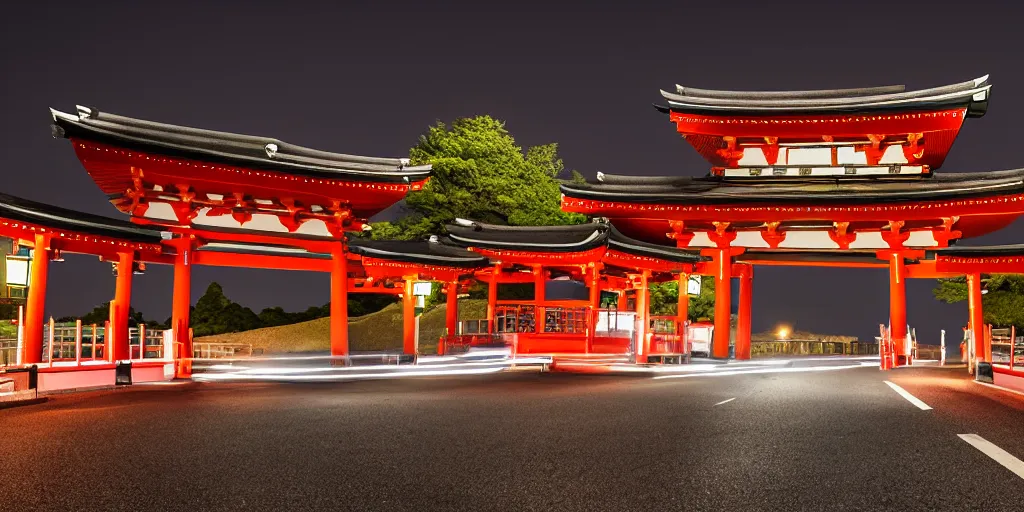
713, 397, 736, 406
958, 434, 1024, 480
884, 381, 932, 410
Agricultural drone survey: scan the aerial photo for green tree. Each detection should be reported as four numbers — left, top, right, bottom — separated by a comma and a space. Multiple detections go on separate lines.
191, 282, 262, 336
648, 277, 716, 321
933, 275, 1024, 329
58, 301, 146, 326
371, 115, 585, 240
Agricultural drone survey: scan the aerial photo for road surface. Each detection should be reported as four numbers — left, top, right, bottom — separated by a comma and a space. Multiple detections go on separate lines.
1, 363, 1023, 511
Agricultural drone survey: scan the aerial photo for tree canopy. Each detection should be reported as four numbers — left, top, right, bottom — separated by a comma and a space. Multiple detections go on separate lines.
933, 275, 1024, 329
648, 277, 716, 321
371, 115, 585, 240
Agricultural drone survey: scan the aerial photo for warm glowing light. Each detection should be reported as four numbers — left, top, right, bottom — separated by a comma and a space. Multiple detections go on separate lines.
777, 325, 791, 340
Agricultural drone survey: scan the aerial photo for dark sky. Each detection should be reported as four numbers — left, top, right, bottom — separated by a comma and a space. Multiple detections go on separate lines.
2, 0, 1023, 342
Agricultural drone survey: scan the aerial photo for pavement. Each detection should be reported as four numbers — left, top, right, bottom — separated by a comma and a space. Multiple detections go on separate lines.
1, 361, 1023, 511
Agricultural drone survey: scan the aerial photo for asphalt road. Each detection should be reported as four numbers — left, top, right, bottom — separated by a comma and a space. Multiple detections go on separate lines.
2, 363, 1023, 511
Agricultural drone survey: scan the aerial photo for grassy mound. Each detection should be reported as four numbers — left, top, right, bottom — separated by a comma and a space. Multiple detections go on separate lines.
196, 299, 487, 354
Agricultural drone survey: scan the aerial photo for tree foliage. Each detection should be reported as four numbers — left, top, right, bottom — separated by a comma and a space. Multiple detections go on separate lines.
191, 282, 263, 337
933, 275, 1024, 329
371, 115, 585, 240
57, 301, 147, 326
648, 277, 716, 321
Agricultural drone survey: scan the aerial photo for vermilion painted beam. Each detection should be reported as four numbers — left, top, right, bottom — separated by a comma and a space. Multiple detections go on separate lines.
191, 250, 332, 272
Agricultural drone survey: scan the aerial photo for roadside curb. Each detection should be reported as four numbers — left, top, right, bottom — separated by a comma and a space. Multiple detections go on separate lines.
0, 396, 48, 410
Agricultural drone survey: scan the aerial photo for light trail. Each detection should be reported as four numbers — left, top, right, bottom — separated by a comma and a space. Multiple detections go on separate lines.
714, 397, 736, 406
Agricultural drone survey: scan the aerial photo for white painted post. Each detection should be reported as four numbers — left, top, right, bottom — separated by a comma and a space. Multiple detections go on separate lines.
75, 319, 82, 366
16, 305, 23, 365
940, 329, 946, 366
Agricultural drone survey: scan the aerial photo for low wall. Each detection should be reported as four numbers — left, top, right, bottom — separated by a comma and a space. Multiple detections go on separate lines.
38, 366, 117, 393
751, 341, 878, 357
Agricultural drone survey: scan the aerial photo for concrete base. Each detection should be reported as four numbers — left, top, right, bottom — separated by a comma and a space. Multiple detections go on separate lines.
37, 362, 175, 393
993, 366, 1024, 394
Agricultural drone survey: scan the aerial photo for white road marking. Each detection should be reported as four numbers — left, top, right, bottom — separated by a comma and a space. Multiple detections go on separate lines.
713, 397, 736, 406
958, 434, 1024, 479
884, 381, 932, 410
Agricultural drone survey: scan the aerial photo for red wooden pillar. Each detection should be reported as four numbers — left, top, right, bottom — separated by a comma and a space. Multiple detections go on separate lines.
587, 264, 602, 353
23, 233, 51, 364
736, 264, 753, 360
676, 272, 689, 336
888, 251, 908, 365
171, 237, 193, 375
711, 249, 732, 359
534, 265, 546, 334
967, 273, 987, 363
330, 245, 349, 356
636, 270, 650, 363
487, 263, 502, 334
445, 281, 459, 337
403, 278, 416, 355
109, 251, 134, 361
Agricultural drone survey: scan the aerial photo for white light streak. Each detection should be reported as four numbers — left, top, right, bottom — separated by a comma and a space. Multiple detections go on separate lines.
714, 397, 736, 406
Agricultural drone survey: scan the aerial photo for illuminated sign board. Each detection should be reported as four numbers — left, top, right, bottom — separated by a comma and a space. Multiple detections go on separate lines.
412, 282, 432, 296
687, 274, 702, 296
5, 256, 30, 287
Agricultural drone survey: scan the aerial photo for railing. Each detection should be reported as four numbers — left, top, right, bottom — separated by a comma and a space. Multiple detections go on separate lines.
751, 340, 878, 357
191, 342, 253, 359
437, 334, 507, 356
129, 327, 166, 359
990, 327, 1024, 367
37, 320, 169, 363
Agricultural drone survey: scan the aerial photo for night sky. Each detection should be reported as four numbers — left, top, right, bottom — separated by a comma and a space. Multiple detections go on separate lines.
2, 0, 1023, 342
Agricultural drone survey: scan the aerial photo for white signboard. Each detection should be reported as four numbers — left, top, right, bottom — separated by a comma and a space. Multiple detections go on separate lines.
687, 274, 702, 296
5, 256, 30, 287
412, 281, 433, 296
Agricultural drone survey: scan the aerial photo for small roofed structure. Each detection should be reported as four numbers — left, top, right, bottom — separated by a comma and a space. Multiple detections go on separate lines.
51, 105, 430, 236
49, 105, 439, 361
444, 219, 706, 361
655, 76, 990, 177
0, 192, 172, 365
562, 74, 1021, 368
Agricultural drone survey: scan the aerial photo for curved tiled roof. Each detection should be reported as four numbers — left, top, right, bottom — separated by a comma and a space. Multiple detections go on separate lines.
656, 76, 991, 117
560, 168, 1024, 205
444, 219, 706, 263
0, 192, 166, 244
50, 106, 431, 183
348, 238, 489, 268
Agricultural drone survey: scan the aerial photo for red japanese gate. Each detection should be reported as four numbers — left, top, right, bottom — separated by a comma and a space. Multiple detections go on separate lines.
4, 76, 1022, 382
